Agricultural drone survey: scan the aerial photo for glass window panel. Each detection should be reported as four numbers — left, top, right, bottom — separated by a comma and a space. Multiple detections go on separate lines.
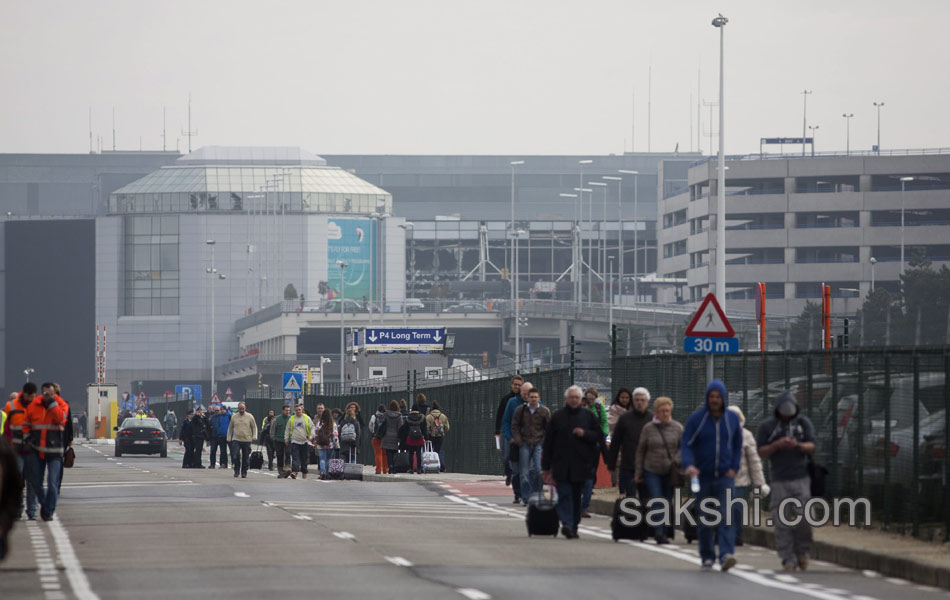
160, 244, 178, 271
133, 246, 150, 269
162, 298, 178, 315
134, 299, 149, 315
162, 215, 178, 234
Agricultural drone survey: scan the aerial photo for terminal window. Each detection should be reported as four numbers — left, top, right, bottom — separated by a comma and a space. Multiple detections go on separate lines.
123, 215, 179, 316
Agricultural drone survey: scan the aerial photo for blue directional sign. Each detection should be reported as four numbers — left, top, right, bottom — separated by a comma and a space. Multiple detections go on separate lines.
364, 328, 446, 352
282, 372, 304, 393
175, 385, 202, 401
684, 336, 739, 354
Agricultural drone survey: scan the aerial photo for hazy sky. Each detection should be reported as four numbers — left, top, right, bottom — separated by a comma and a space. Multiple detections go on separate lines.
2, 0, 948, 156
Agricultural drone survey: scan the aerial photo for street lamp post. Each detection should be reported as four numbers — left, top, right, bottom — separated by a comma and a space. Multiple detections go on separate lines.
337, 260, 349, 393
398, 222, 414, 327
23, 368, 34, 382
510, 160, 524, 302
842, 113, 854, 155
870, 256, 877, 292
899, 177, 915, 277
608, 256, 615, 335
578, 160, 593, 305
573, 186, 593, 305
801, 89, 812, 156
589, 181, 608, 303
873, 102, 885, 153
618, 170, 640, 302
808, 125, 820, 157
712, 13, 728, 383
514, 229, 527, 371
206, 240, 216, 397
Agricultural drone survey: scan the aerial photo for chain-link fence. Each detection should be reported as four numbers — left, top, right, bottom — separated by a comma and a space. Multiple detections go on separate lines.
613, 348, 950, 541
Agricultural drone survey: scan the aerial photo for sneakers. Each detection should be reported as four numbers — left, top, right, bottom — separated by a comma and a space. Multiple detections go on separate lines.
208, 465, 216, 469
721, 555, 737, 572
505, 474, 512, 486
701, 560, 714, 571
655, 535, 669, 545
797, 555, 809, 571
783, 561, 796, 571
581, 510, 592, 519
561, 526, 579, 539
234, 471, 239, 478
512, 497, 522, 504
40, 512, 53, 522
290, 472, 297, 479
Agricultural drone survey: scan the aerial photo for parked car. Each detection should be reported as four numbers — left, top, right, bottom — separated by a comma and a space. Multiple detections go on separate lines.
317, 299, 379, 313
443, 302, 490, 313
386, 298, 426, 313
114, 418, 167, 457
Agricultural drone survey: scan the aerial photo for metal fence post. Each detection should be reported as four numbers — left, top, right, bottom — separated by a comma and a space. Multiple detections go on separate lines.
831, 352, 839, 498
784, 352, 790, 391
762, 353, 769, 421
944, 351, 949, 544
856, 352, 865, 504
912, 353, 920, 538
741, 352, 748, 415
570, 336, 575, 383
611, 324, 617, 359
883, 353, 891, 530
806, 354, 813, 421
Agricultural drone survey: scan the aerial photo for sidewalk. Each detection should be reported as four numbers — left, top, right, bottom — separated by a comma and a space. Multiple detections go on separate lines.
359, 465, 504, 483
589, 488, 950, 590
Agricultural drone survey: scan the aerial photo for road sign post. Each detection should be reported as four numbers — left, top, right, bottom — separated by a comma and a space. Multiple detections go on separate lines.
684, 293, 738, 357
282, 372, 304, 395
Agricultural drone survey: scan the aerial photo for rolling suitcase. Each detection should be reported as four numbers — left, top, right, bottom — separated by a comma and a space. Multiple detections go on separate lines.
343, 447, 362, 481
249, 444, 264, 470
611, 497, 648, 542
422, 441, 441, 474
327, 449, 345, 480
392, 450, 411, 474
526, 484, 560, 537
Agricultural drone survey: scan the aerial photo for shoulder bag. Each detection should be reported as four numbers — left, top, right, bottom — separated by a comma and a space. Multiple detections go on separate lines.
656, 425, 683, 488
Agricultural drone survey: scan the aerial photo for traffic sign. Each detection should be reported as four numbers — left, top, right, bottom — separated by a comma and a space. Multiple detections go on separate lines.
282, 372, 304, 393
175, 385, 202, 401
209, 392, 221, 405
684, 294, 735, 337
363, 328, 446, 352
225, 387, 233, 400
684, 336, 739, 354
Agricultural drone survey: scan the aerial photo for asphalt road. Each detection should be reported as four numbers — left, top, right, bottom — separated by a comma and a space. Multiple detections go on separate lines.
2, 443, 947, 600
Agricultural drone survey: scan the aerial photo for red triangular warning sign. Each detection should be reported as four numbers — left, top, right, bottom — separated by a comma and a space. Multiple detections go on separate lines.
210, 392, 221, 404
685, 293, 735, 338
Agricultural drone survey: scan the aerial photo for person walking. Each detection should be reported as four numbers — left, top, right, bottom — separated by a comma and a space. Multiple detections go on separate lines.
209, 406, 230, 469
635, 396, 683, 544
378, 401, 403, 473
682, 380, 743, 572
494, 375, 523, 490
727, 405, 768, 547
284, 404, 314, 480
339, 407, 361, 463
606, 387, 652, 498
344, 401, 363, 429
189, 407, 211, 468
541, 385, 602, 539
0, 430, 24, 560
164, 409, 178, 439
579, 388, 608, 518
399, 409, 427, 474
511, 388, 550, 504
227, 402, 258, 478
261, 409, 277, 470
501, 381, 533, 503
2, 384, 38, 519
607, 388, 632, 437
425, 401, 450, 472
270, 404, 292, 477
179, 410, 194, 468
369, 404, 389, 474
756, 391, 816, 571
22, 383, 68, 521
410, 393, 430, 416
314, 409, 338, 479
398, 399, 409, 420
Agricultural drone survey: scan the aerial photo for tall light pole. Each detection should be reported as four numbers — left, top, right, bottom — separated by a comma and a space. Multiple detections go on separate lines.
618, 170, 640, 302
603, 175, 623, 301
873, 101, 885, 153
514, 229, 527, 371
808, 125, 820, 156
608, 256, 615, 335
510, 160, 524, 301
573, 186, 593, 305
712, 13, 728, 383
578, 160, 593, 305
337, 260, 349, 393
559, 193, 579, 306
23, 368, 34, 382
589, 181, 608, 302
869, 256, 877, 292
801, 89, 812, 156
842, 113, 854, 155
398, 222, 414, 327
206, 240, 225, 396
900, 176, 915, 277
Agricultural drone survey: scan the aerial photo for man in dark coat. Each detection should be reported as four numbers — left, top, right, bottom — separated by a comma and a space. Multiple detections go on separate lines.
189, 408, 211, 468
179, 410, 194, 468
541, 385, 603, 539
606, 386, 652, 498
494, 375, 523, 488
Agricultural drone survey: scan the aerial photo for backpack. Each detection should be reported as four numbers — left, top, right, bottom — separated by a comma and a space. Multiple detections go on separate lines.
429, 414, 445, 438
315, 424, 331, 447
340, 422, 357, 444
408, 421, 424, 440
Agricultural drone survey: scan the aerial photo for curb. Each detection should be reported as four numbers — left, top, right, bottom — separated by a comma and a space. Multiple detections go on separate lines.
589, 498, 950, 591
361, 472, 505, 484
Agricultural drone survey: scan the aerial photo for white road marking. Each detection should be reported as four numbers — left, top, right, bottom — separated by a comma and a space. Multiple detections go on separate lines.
774, 574, 799, 583
385, 556, 413, 567
60, 483, 196, 489
914, 585, 941, 592
48, 516, 101, 600
233, 492, 250, 498
457, 588, 492, 600
333, 531, 356, 540
293, 514, 312, 520
862, 570, 880, 578
885, 578, 909, 585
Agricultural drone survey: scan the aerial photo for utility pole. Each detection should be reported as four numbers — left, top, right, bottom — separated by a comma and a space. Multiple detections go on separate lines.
182, 93, 198, 153
801, 90, 813, 156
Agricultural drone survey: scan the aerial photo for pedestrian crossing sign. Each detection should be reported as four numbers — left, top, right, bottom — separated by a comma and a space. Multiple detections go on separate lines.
684, 293, 735, 338
282, 372, 303, 393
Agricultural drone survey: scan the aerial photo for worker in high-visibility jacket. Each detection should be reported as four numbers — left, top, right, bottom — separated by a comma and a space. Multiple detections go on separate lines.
21, 382, 68, 521
2, 383, 38, 519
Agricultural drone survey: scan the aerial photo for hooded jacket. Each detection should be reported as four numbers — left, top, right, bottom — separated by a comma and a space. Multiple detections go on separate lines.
380, 410, 403, 450
755, 391, 816, 482
399, 411, 426, 447
680, 380, 743, 479
212, 410, 231, 438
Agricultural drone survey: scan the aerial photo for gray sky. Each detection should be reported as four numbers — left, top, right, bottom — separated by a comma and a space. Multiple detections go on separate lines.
2, 0, 948, 156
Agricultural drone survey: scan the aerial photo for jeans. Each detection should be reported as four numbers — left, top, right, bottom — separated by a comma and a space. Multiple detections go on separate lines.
697, 476, 736, 563
275, 441, 288, 472
733, 486, 747, 544
502, 437, 521, 499
555, 481, 584, 532
582, 479, 594, 510
264, 438, 275, 468
290, 443, 309, 474
25, 454, 62, 517
518, 443, 542, 501
430, 437, 445, 471
16, 454, 38, 518
643, 470, 674, 539
318, 448, 332, 474
231, 441, 251, 475
385, 448, 397, 473
407, 444, 423, 473
210, 436, 228, 467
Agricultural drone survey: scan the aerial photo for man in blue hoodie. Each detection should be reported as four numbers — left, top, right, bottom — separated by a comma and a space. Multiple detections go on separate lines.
501, 381, 533, 504
209, 407, 231, 469
682, 379, 743, 572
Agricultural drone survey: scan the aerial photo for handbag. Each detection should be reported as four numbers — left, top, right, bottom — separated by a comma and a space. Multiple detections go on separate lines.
63, 446, 76, 468
807, 456, 828, 498
656, 425, 683, 488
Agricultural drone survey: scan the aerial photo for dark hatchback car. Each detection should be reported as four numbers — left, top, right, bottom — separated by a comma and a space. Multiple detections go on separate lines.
114, 418, 167, 458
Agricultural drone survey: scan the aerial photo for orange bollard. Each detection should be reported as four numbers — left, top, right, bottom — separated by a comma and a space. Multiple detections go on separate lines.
594, 454, 612, 488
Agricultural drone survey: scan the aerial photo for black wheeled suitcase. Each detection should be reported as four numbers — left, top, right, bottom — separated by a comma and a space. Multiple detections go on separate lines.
526, 485, 560, 537
249, 446, 264, 470
611, 497, 648, 542
392, 450, 411, 474
343, 447, 362, 481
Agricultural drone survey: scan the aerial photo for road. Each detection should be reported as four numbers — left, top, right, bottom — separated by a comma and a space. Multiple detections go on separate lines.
2, 443, 946, 600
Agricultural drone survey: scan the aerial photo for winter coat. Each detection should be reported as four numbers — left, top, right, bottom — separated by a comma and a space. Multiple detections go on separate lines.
379, 410, 403, 450
494, 390, 520, 436
191, 415, 211, 440
370, 411, 385, 438
635, 419, 684, 480
399, 412, 426, 448
271, 413, 292, 443
736, 428, 766, 488
681, 380, 743, 479
541, 404, 602, 483
211, 411, 231, 438
410, 401, 430, 416
425, 409, 450, 438
226, 411, 258, 443
755, 391, 817, 482
607, 403, 629, 436
511, 404, 551, 447
590, 403, 609, 437
338, 417, 361, 447
606, 408, 652, 471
